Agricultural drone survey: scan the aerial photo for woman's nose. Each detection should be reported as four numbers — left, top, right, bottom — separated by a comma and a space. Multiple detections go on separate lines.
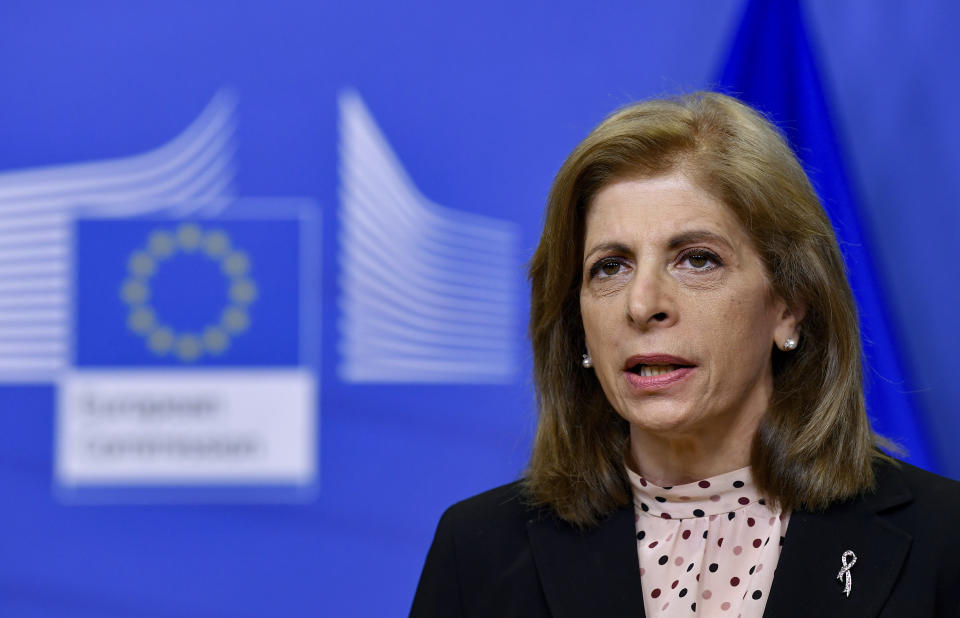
626, 265, 676, 329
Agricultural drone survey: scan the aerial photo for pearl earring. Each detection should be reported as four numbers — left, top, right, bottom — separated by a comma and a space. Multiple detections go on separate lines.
581, 353, 593, 368
783, 338, 798, 351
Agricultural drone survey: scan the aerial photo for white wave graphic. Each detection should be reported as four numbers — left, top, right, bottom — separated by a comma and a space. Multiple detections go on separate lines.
0, 90, 237, 381
337, 91, 519, 383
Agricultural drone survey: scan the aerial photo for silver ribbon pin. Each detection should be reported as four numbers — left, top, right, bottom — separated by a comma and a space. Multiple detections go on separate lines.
836, 550, 857, 598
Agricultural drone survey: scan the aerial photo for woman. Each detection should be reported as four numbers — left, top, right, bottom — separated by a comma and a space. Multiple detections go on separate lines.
410, 92, 960, 617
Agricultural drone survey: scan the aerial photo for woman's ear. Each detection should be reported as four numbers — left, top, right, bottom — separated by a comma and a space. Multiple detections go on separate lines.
773, 300, 806, 351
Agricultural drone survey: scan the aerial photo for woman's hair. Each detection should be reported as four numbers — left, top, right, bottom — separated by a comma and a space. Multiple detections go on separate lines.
525, 91, 887, 527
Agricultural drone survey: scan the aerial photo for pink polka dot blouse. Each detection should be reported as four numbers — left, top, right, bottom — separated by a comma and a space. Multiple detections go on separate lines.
627, 465, 790, 617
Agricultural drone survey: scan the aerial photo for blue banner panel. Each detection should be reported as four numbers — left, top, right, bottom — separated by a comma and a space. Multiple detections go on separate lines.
0, 1, 954, 616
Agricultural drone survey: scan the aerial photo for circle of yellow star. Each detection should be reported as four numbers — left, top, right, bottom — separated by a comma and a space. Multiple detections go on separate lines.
120, 223, 258, 362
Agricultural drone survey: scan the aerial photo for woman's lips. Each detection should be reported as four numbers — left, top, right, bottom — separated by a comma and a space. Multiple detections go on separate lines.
622, 354, 696, 391
623, 366, 695, 391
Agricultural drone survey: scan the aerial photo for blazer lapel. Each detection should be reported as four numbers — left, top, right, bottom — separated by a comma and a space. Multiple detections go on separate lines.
527, 505, 646, 618
764, 464, 914, 617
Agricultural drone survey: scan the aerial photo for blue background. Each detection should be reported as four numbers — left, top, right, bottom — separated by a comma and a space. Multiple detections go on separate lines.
0, 1, 957, 616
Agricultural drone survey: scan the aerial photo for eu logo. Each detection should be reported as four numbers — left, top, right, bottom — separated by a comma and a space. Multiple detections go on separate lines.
74, 218, 302, 367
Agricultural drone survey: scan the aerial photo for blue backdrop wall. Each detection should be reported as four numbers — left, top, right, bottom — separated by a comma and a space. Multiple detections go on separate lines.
0, 1, 957, 616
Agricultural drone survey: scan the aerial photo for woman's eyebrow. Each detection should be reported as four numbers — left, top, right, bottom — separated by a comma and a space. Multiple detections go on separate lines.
583, 241, 631, 264
667, 230, 734, 252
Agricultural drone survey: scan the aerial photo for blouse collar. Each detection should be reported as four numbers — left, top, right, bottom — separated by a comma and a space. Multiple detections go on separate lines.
626, 464, 766, 520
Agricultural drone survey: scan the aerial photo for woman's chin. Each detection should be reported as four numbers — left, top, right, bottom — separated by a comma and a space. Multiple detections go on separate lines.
616, 404, 702, 437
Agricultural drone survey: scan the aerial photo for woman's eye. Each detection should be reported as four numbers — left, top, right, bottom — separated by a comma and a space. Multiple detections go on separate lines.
590, 257, 627, 279
678, 249, 722, 270
601, 261, 621, 276
688, 254, 710, 268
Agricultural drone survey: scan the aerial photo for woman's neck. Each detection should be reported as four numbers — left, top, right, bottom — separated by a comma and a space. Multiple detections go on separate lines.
627, 416, 759, 486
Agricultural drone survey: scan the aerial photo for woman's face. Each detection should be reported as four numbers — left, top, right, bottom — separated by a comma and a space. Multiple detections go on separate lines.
580, 172, 799, 441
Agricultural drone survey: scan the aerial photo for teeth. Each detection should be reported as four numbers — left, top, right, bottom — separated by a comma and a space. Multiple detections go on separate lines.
640, 364, 676, 377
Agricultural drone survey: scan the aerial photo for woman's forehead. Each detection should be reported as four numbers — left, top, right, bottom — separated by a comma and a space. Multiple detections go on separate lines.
584, 173, 748, 248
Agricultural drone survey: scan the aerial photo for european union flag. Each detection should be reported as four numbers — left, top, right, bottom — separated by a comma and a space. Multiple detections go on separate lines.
74, 217, 302, 367
717, 0, 934, 469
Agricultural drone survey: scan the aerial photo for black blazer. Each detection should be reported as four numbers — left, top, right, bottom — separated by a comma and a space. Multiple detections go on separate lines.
411, 460, 960, 617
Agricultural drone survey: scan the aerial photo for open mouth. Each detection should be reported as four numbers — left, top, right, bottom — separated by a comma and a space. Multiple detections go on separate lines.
627, 362, 695, 377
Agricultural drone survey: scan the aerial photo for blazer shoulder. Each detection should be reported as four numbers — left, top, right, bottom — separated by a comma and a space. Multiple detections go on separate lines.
864, 460, 960, 615
875, 458, 960, 511
412, 481, 553, 617
871, 458, 960, 555
440, 480, 542, 531
435, 480, 561, 578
